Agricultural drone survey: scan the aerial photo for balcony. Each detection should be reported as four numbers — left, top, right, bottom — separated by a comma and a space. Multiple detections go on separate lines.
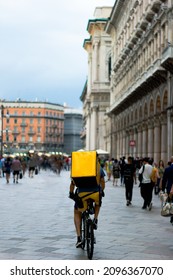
20, 123, 28, 127
109, 59, 167, 114
28, 131, 36, 135
12, 130, 20, 135
161, 45, 173, 74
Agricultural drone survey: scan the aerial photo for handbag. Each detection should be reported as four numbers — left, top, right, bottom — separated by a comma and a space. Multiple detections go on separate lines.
19, 171, 23, 179
138, 165, 145, 186
161, 202, 173, 216
35, 168, 38, 175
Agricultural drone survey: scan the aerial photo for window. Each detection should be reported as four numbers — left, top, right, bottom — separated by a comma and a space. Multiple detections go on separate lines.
29, 136, 33, 142
37, 136, 41, 142
22, 127, 25, 133
30, 119, 33, 124
21, 136, 25, 143
37, 127, 41, 133
14, 119, 17, 124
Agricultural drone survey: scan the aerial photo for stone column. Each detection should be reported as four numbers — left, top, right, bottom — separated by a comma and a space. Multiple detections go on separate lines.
153, 117, 161, 164
142, 122, 147, 157
94, 41, 99, 81
86, 108, 91, 150
133, 126, 138, 157
122, 130, 126, 156
90, 106, 97, 150
126, 129, 130, 157
167, 73, 173, 160
147, 120, 154, 159
160, 113, 167, 164
137, 124, 142, 158
117, 131, 120, 160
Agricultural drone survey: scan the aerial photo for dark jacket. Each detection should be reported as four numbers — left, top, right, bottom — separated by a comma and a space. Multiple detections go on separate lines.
124, 163, 135, 183
162, 164, 173, 194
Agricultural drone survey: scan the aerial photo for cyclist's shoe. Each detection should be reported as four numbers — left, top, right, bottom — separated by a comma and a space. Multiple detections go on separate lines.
76, 237, 82, 248
93, 218, 98, 230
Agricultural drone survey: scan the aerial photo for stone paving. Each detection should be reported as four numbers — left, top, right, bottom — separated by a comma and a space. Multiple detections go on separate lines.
0, 169, 173, 260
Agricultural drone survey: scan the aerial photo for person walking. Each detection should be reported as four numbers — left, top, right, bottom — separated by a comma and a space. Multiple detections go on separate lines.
112, 159, 120, 186
157, 160, 165, 192
162, 156, 173, 198
105, 158, 113, 181
123, 156, 135, 206
28, 155, 37, 178
4, 156, 12, 184
11, 156, 22, 183
138, 157, 153, 210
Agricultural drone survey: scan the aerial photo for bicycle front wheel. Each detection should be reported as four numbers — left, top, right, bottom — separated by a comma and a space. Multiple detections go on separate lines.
86, 219, 94, 260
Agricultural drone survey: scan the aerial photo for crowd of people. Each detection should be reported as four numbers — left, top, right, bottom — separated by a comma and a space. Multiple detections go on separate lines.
102, 155, 173, 224
0, 153, 70, 184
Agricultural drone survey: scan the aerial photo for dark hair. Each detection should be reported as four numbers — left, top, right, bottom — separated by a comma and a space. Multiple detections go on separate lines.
143, 157, 149, 163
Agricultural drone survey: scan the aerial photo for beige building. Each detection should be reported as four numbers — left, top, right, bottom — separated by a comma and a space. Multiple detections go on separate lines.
82, 0, 173, 164
105, 0, 173, 164
80, 7, 112, 151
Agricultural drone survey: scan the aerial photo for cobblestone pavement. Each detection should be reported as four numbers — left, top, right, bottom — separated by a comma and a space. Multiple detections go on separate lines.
0, 169, 172, 260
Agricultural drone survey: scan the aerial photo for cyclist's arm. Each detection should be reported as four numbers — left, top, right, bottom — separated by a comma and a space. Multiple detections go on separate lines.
100, 177, 105, 190
70, 179, 75, 193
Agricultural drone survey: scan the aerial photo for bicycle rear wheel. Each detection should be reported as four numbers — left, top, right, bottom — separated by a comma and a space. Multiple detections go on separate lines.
81, 214, 86, 249
86, 219, 94, 259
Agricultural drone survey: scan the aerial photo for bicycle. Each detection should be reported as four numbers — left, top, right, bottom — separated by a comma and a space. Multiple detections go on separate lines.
80, 198, 96, 260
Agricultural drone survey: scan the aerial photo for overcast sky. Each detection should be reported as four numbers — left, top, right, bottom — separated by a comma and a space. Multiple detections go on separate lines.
0, 0, 114, 109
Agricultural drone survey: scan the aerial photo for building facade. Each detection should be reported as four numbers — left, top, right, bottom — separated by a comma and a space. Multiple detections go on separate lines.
64, 108, 83, 154
105, 0, 173, 164
0, 100, 64, 154
81, 7, 112, 151
82, 0, 173, 164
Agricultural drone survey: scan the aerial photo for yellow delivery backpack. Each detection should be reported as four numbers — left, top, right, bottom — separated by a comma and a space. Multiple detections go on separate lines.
71, 150, 100, 188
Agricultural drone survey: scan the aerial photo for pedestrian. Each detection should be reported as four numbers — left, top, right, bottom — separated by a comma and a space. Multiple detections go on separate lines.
138, 157, 153, 210
28, 154, 37, 178
119, 157, 126, 186
0, 157, 3, 178
105, 158, 113, 181
162, 156, 173, 199
123, 156, 135, 206
112, 159, 120, 186
150, 160, 159, 194
4, 156, 12, 184
157, 160, 165, 191
11, 156, 22, 183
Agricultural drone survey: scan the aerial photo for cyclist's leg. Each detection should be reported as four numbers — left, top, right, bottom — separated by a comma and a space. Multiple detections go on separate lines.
74, 207, 82, 247
94, 205, 100, 220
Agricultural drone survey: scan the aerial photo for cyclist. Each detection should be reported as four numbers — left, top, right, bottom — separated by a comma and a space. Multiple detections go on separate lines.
69, 163, 105, 248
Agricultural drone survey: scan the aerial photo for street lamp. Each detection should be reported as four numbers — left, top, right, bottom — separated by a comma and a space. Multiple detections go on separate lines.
0, 105, 10, 156
0, 105, 4, 157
